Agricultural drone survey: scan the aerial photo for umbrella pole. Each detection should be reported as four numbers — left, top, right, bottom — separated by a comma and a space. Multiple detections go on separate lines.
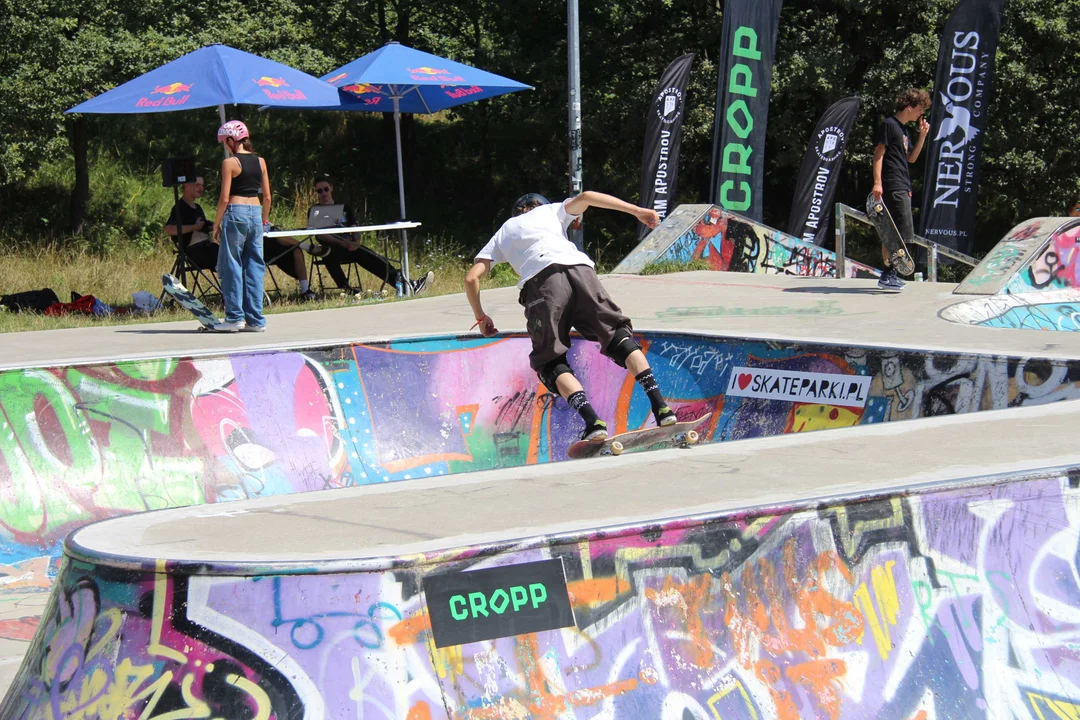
218, 105, 228, 159
392, 96, 411, 292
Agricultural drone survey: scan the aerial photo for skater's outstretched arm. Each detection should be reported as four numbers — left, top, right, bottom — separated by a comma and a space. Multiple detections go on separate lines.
564, 191, 660, 228
465, 260, 497, 336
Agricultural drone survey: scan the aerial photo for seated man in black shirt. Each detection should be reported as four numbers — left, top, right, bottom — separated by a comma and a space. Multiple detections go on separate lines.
307, 175, 434, 296
164, 175, 218, 271
167, 175, 315, 300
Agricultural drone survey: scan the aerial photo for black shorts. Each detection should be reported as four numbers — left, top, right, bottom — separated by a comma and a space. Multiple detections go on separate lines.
519, 264, 631, 370
883, 188, 915, 244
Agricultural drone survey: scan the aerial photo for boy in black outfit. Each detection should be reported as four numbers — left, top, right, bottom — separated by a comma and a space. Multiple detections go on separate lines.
872, 88, 931, 291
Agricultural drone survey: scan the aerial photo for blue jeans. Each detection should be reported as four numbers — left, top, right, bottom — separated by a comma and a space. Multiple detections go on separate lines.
217, 204, 266, 326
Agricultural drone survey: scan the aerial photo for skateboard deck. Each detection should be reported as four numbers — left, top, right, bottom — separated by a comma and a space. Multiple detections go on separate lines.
866, 193, 915, 277
162, 274, 220, 331
568, 413, 712, 460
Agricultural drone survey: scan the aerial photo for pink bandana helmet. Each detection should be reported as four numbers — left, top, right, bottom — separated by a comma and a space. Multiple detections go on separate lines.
217, 120, 249, 144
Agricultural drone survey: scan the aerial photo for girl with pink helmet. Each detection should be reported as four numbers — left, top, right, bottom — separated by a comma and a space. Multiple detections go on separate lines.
212, 120, 270, 331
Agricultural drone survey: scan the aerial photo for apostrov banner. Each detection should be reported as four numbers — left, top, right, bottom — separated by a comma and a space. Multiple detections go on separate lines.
787, 96, 861, 246
709, 0, 784, 222
637, 53, 695, 239
919, 0, 1006, 255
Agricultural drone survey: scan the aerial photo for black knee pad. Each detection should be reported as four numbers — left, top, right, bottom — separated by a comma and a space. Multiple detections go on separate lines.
605, 327, 641, 368
538, 355, 573, 394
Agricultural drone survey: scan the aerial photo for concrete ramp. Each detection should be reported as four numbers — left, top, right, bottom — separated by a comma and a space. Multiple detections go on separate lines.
612, 204, 879, 278
943, 218, 1080, 331
955, 217, 1080, 295
3, 401, 1079, 719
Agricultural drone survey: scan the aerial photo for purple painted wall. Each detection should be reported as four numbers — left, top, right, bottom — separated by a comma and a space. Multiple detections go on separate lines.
4, 468, 1078, 718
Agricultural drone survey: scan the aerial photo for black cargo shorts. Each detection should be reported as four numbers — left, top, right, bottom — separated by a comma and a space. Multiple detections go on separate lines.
519, 264, 632, 370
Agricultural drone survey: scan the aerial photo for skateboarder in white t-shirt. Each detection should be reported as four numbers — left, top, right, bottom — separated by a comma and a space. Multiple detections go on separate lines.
464, 191, 677, 442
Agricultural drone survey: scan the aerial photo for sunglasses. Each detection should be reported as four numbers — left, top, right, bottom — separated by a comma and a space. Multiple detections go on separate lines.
316, 187, 331, 194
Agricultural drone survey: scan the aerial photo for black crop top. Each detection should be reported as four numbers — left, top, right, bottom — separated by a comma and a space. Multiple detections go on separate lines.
231, 153, 262, 198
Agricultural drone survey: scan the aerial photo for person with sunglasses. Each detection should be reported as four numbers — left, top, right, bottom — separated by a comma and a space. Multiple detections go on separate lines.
871, 88, 931, 292
303, 175, 433, 297
212, 120, 269, 332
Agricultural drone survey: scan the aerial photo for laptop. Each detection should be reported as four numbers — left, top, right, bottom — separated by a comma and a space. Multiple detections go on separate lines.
307, 204, 346, 229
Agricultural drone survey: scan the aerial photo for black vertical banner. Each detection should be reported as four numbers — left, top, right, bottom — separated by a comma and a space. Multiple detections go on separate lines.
709, 0, 784, 222
638, 53, 695, 239
919, 0, 1006, 254
787, 97, 861, 246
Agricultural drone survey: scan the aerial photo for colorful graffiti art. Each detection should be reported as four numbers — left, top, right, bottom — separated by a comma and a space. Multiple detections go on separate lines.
660, 207, 878, 279
612, 205, 878, 279
955, 218, 1067, 295
1005, 219, 1080, 294
3, 334, 1080, 638
941, 291, 1080, 331
2, 468, 1078, 719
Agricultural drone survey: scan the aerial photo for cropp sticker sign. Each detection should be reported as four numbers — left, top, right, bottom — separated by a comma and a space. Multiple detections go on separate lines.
423, 559, 575, 648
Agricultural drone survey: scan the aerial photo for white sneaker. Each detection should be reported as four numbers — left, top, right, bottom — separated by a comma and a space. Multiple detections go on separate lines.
240, 325, 266, 333
212, 320, 245, 333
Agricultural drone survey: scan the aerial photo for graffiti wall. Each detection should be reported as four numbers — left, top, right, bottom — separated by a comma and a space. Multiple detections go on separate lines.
4, 467, 1078, 719
955, 218, 1073, 296
1004, 219, 1080, 294
3, 334, 1080, 648
612, 205, 879, 279
941, 290, 1080, 331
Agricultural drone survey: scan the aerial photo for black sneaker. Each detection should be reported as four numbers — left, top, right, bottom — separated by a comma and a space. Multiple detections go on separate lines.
581, 419, 608, 442
411, 270, 435, 296
655, 406, 677, 427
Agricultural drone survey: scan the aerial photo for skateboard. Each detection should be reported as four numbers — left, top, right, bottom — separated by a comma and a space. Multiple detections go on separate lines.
568, 413, 712, 460
866, 193, 915, 277
161, 274, 221, 331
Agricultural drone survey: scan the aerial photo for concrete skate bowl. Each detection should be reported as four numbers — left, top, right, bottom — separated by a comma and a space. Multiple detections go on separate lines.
3, 329, 1080, 697
3, 456, 1079, 719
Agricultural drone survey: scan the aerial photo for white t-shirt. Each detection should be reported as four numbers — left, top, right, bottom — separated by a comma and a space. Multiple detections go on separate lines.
475, 200, 594, 287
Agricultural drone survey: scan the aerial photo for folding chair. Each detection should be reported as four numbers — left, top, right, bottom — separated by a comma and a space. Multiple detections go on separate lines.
309, 249, 364, 294
161, 239, 221, 305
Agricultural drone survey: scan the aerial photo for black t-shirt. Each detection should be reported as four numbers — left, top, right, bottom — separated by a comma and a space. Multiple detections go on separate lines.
166, 200, 208, 248
874, 116, 913, 192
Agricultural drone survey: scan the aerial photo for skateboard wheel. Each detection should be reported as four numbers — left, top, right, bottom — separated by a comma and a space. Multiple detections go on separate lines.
686, 430, 699, 445
611, 441, 624, 455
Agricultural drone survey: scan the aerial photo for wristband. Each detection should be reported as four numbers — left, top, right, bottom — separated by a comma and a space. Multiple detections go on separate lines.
470, 315, 488, 330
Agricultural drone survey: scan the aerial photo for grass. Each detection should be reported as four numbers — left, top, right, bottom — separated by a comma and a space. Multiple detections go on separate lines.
0, 240, 514, 333
640, 259, 712, 275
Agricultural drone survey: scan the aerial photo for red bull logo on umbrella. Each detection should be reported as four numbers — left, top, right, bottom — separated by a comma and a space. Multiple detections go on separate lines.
444, 85, 482, 100
255, 77, 289, 88
136, 81, 193, 108
342, 83, 383, 96
253, 77, 308, 102
407, 66, 464, 82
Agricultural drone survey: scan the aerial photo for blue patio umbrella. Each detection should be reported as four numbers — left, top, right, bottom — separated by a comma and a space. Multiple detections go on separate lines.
64, 44, 345, 290
315, 42, 532, 283
66, 44, 343, 115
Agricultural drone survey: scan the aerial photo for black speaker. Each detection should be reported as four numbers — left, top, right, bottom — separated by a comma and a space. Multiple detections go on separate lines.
161, 157, 197, 187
